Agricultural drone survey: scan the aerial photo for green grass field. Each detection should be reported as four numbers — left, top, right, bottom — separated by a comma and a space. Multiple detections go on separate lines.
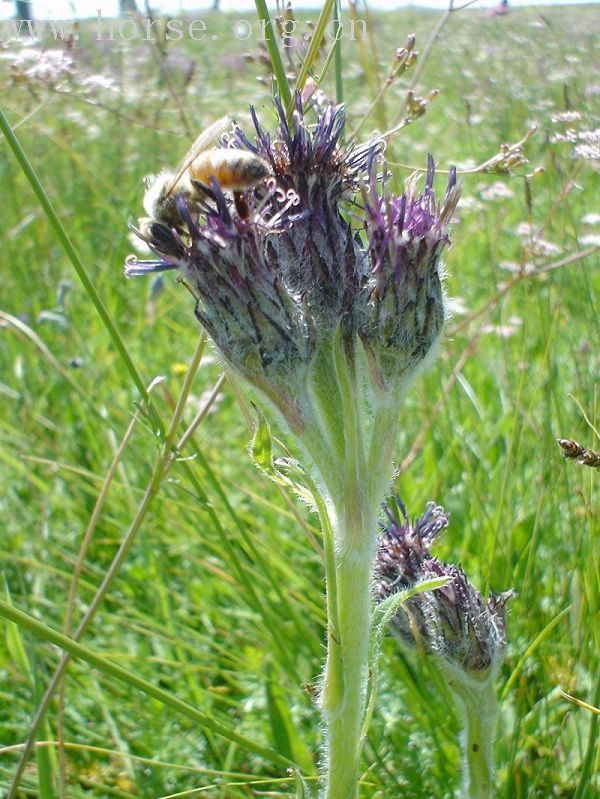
0, 4, 598, 797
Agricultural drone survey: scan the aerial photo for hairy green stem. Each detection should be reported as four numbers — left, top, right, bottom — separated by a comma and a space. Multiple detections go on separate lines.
320, 494, 376, 799
312, 335, 390, 799
452, 681, 497, 799
279, 332, 402, 798
368, 400, 402, 499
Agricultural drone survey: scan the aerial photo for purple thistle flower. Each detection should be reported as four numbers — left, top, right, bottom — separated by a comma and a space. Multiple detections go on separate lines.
373, 499, 513, 676
125, 96, 460, 428
359, 155, 461, 390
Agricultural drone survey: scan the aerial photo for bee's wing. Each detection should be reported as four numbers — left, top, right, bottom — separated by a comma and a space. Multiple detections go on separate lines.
165, 116, 231, 198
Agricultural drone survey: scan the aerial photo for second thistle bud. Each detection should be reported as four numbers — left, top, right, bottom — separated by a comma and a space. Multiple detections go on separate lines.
373, 499, 513, 680
374, 499, 514, 797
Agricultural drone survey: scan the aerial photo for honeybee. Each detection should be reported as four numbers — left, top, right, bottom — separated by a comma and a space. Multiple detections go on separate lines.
142, 117, 272, 230
191, 149, 272, 219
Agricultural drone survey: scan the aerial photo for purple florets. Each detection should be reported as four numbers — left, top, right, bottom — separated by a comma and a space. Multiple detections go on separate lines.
373, 499, 513, 675
364, 154, 458, 282
234, 95, 369, 201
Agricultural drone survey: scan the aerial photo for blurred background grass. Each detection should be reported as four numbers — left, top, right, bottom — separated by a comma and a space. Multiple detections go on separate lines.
0, 3, 598, 797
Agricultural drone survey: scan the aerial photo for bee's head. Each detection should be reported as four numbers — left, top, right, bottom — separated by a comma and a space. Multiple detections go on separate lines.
143, 170, 175, 217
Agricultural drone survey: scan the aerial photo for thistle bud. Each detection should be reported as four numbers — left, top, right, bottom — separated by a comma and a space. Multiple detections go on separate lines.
373, 499, 513, 679
359, 158, 461, 393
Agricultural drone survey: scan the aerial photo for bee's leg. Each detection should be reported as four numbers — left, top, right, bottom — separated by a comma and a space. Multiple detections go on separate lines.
234, 191, 250, 220
191, 179, 217, 206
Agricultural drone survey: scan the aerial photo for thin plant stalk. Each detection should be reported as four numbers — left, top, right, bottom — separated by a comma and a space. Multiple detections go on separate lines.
57, 402, 149, 799
333, 0, 343, 105
253, 0, 291, 107
290, 0, 336, 114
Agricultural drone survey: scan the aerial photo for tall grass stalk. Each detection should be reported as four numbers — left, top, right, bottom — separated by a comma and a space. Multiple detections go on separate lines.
290, 0, 336, 111
253, 0, 291, 106
0, 106, 159, 429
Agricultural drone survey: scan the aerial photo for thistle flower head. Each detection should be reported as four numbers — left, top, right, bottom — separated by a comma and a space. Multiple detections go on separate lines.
125, 97, 460, 432
359, 157, 461, 389
373, 499, 513, 679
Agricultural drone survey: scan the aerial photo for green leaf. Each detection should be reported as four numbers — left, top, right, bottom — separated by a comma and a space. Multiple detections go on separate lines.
361, 576, 450, 743
249, 409, 315, 505
250, 409, 276, 477
371, 576, 451, 639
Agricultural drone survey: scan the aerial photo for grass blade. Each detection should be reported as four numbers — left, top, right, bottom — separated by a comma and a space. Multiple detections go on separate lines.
0, 106, 159, 430
253, 0, 291, 107
0, 598, 293, 769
